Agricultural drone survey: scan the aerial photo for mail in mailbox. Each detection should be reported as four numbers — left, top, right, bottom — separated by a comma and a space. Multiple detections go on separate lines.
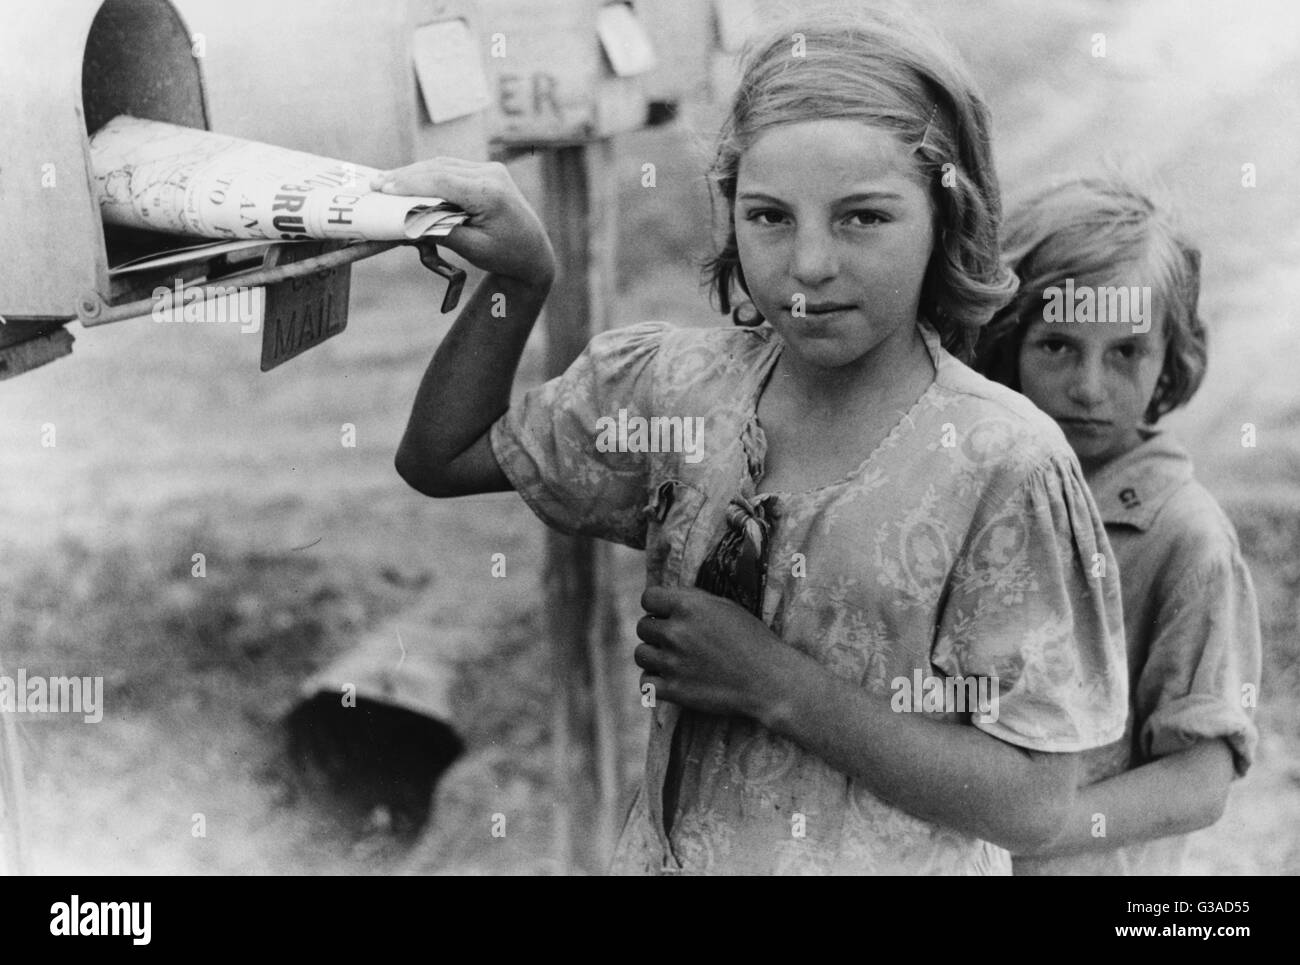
90, 115, 467, 258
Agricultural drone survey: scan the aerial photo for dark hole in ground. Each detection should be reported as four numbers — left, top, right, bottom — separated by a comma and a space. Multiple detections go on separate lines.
284, 694, 465, 841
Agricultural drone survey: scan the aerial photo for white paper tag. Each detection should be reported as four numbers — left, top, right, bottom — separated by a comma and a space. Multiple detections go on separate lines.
597, 3, 657, 78
412, 19, 492, 124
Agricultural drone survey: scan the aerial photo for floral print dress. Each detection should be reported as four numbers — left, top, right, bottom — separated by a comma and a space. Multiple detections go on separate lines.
490, 318, 1128, 874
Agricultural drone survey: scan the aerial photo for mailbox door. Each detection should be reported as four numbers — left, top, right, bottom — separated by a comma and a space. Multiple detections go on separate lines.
0, 0, 208, 321
0, 0, 100, 320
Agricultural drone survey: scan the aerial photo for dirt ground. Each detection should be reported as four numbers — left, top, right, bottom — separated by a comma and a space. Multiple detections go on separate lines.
2, 0, 1298, 875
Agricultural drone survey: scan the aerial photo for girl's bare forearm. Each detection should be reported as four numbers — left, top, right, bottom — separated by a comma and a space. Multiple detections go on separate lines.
757, 653, 1078, 853
396, 273, 550, 492
1020, 739, 1235, 857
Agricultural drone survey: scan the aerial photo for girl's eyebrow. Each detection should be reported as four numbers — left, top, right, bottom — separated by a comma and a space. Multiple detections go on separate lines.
838, 190, 905, 203
736, 189, 905, 204
1029, 329, 1150, 348
1027, 326, 1079, 343
736, 191, 789, 205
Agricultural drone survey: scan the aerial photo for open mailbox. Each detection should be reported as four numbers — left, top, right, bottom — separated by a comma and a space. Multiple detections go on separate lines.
0, 0, 491, 377
0, 0, 217, 330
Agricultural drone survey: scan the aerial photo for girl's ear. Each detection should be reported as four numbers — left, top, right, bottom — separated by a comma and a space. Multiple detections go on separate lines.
731, 306, 760, 327
1144, 378, 1168, 425
733, 261, 764, 325
1145, 345, 1177, 423
1144, 308, 1189, 423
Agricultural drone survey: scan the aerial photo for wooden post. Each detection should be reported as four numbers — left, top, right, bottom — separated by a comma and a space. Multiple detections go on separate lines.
538, 141, 622, 873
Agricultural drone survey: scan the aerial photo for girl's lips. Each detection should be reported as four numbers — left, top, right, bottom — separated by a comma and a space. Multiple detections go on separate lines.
1058, 417, 1112, 437
786, 317, 831, 336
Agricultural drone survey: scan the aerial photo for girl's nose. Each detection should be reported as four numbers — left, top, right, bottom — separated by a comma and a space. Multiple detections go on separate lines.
1067, 357, 1107, 407
790, 226, 838, 286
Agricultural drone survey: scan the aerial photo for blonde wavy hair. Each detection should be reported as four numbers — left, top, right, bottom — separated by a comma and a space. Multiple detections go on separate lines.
973, 166, 1207, 423
704, 1, 1017, 360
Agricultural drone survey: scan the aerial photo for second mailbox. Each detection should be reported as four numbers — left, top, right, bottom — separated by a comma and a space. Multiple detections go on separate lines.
479, 0, 660, 146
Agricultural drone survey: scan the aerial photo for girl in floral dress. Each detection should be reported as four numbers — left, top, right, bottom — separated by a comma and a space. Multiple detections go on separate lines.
383, 5, 1129, 874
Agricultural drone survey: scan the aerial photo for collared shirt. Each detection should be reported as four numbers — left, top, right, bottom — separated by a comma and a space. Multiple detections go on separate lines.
491, 319, 1128, 875
1015, 429, 1262, 876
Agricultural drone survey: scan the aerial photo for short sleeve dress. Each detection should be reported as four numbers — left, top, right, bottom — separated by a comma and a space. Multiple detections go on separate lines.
490, 318, 1129, 875
1014, 428, 1262, 876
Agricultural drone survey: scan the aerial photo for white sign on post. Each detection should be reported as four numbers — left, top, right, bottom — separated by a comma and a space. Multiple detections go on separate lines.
596, 3, 657, 78
412, 19, 493, 124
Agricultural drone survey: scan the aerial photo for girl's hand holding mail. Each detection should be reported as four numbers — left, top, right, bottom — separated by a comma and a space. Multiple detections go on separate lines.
373, 158, 555, 290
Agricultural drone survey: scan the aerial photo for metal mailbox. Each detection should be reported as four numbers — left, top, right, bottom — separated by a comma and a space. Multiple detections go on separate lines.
0, 0, 491, 377
0, 0, 211, 324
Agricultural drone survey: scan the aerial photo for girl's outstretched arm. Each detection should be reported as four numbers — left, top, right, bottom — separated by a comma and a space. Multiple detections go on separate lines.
1016, 739, 1235, 857
378, 159, 556, 498
636, 586, 1080, 854
771, 661, 1078, 853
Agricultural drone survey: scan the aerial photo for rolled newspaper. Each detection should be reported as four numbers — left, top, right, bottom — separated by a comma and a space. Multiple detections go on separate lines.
90, 115, 466, 244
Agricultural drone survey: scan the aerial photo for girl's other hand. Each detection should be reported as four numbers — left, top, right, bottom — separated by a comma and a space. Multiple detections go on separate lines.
635, 586, 801, 721
372, 158, 556, 290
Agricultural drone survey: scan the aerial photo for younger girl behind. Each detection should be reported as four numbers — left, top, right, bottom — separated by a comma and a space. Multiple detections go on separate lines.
975, 170, 1262, 874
